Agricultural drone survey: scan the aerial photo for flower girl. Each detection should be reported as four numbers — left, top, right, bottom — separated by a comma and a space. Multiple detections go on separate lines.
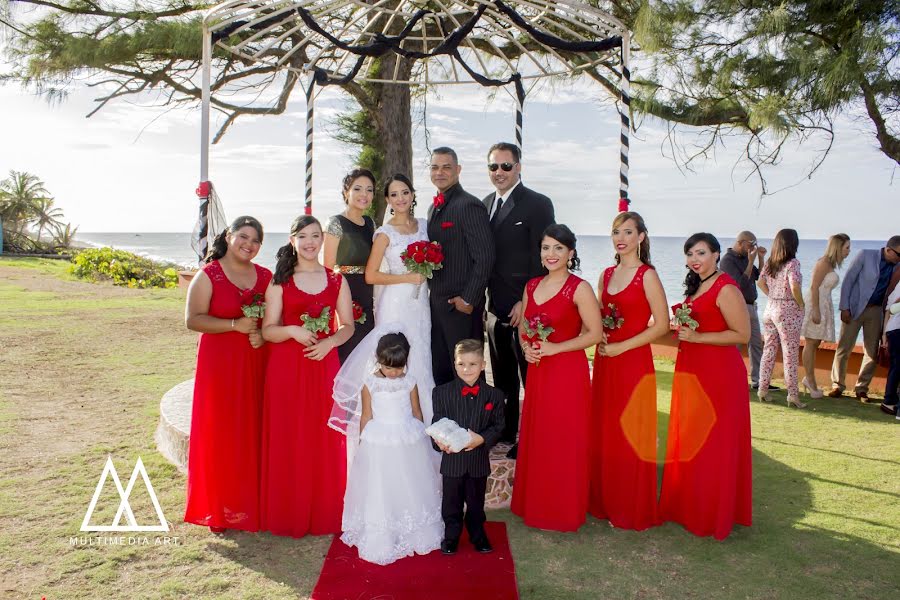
335, 331, 443, 565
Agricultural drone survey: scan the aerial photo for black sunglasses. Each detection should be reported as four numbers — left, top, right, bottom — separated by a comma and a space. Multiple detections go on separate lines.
488, 162, 517, 172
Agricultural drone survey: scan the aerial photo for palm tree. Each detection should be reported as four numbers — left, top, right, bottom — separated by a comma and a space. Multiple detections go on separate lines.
0, 170, 50, 237
52, 222, 79, 249
33, 196, 65, 241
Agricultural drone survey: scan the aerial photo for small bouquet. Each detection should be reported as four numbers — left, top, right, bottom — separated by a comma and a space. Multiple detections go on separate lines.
401, 240, 444, 298
601, 303, 625, 330
300, 304, 331, 339
351, 301, 367, 324
240, 291, 266, 320
425, 417, 472, 453
521, 313, 553, 365
671, 302, 699, 331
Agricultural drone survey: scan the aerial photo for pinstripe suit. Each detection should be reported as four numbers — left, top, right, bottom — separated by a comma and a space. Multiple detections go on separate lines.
427, 183, 495, 385
432, 377, 505, 542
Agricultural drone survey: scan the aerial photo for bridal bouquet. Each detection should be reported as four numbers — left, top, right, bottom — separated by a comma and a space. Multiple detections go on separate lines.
425, 418, 471, 453
401, 240, 444, 298
240, 291, 266, 320
301, 304, 331, 339
601, 303, 625, 331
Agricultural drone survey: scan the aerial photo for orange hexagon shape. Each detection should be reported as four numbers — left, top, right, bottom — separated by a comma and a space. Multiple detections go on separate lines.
663, 371, 717, 463
619, 372, 660, 463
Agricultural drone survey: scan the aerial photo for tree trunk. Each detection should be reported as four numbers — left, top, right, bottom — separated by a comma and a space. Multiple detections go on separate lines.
370, 54, 414, 224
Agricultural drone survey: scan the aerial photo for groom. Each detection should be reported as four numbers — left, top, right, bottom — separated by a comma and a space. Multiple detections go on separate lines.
427, 147, 495, 385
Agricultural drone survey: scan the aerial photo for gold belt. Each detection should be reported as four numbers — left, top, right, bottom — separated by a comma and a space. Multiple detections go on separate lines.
334, 265, 365, 275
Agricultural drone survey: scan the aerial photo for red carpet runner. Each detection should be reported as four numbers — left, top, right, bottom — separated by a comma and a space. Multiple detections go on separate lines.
312, 521, 519, 600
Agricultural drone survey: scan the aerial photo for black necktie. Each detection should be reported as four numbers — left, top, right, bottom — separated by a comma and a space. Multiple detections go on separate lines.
491, 195, 503, 225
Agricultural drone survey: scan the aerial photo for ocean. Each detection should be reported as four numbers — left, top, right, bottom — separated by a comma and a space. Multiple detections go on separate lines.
77, 231, 886, 332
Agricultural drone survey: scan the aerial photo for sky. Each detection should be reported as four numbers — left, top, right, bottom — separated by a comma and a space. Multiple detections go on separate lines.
0, 72, 896, 240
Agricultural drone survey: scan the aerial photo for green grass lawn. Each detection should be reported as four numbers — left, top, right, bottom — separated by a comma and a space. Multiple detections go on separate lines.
1, 257, 897, 599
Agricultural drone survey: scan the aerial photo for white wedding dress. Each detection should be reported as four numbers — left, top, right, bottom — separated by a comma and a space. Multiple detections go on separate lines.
330, 218, 443, 564
339, 373, 443, 565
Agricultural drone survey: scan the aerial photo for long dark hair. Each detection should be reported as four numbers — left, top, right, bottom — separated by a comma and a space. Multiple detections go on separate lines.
273, 215, 321, 285
683, 232, 721, 297
765, 228, 799, 277
612, 211, 653, 267
542, 224, 581, 272
376, 333, 410, 368
204, 215, 264, 264
342, 168, 376, 204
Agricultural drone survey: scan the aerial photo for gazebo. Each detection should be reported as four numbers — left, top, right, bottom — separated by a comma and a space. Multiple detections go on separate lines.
191, 0, 634, 260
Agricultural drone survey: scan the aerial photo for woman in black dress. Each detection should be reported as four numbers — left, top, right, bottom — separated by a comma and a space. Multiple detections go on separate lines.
324, 168, 377, 362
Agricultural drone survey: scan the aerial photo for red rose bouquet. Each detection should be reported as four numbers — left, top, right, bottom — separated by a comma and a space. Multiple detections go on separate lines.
601, 302, 625, 331
400, 240, 444, 298
521, 313, 554, 365
240, 291, 266, 320
300, 304, 331, 339
352, 301, 367, 325
671, 302, 699, 339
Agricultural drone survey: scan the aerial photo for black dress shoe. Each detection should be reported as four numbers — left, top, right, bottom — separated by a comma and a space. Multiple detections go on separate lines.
440, 539, 459, 555
880, 402, 898, 416
472, 537, 493, 553
506, 444, 518, 459
768, 384, 781, 390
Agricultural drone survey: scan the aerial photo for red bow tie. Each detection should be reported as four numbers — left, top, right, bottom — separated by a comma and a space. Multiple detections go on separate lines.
433, 192, 446, 208
461, 385, 480, 397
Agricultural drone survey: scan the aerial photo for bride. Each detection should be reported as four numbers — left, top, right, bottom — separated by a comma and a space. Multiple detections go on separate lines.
330, 173, 439, 456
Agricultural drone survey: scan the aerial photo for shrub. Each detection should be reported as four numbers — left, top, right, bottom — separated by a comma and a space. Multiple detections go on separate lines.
70, 247, 179, 289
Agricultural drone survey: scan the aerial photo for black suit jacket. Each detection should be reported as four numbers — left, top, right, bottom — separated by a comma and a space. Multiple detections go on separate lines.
427, 183, 495, 306
483, 183, 555, 318
431, 377, 506, 478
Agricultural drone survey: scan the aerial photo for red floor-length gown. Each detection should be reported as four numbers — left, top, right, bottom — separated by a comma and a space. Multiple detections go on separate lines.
261, 269, 347, 537
589, 264, 660, 530
659, 273, 752, 540
511, 274, 591, 532
185, 260, 272, 531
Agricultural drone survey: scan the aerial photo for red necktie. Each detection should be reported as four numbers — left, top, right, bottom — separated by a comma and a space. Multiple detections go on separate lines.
461, 385, 480, 396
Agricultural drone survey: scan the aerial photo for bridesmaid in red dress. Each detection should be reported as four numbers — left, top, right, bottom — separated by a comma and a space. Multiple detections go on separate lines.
511, 224, 604, 532
589, 212, 669, 530
184, 216, 271, 533
261, 215, 355, 537
659, 232, 752, 540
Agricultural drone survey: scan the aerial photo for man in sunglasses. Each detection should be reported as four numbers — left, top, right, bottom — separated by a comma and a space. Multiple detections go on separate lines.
482, 142, 555, 459
830, 235, 900, 401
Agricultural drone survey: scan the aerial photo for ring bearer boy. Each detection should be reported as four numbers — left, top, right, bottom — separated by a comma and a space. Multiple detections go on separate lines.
431, 339, 505, 554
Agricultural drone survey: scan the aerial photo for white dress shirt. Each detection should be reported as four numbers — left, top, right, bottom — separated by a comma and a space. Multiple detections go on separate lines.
490, 180, 520, 221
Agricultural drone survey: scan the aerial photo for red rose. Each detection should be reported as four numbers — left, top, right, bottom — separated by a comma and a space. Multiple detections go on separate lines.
484, 402, 493, 411
307, 304, 324, 318
441, 221, 454, 229
413, 252, 426, 264
352, 301, 364, 321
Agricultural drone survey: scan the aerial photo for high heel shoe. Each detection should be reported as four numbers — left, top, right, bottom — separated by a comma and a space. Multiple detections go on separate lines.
787, 395, 807, 409
800, 377, 824, 399
757, 389, 770, 402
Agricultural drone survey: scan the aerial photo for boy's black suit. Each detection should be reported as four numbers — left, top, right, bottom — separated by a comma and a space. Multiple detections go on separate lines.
431, 377, 505, 543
